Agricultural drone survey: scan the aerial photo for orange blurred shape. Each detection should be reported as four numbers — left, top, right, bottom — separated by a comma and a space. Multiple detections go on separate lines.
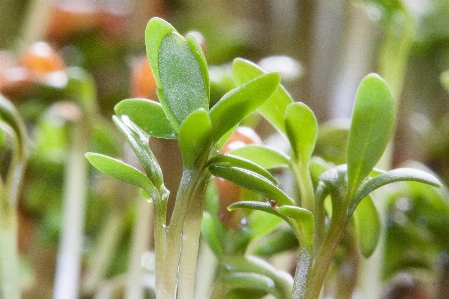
19, 41, 66, 75
216, 126, 262, 228
0, 50, 33, 98
131, 55, 157, 100
46, 2, 99, 42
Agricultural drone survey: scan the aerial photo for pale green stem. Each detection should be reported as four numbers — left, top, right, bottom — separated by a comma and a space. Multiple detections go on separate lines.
307, 212, 349, 299
82, 208, 125, 295
53, 122, 89, 299
126, 195, 153, 299
176, 176, 208, 299
291, 159, 314, 213
18, 0, 54, 50
292, 247, 313, 299
155, 166, 205, 299
0, 204, 20, 299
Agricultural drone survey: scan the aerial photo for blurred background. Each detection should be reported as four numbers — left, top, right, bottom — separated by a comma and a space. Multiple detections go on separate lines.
1, 0, 449, 298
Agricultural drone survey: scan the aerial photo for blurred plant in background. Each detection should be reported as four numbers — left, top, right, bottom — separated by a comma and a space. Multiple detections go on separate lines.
0, 0, 448, 299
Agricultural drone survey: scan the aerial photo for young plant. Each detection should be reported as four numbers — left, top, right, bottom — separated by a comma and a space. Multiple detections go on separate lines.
86, 17, 442, 299
86, 17, 281, 299
224, 60, 442, 299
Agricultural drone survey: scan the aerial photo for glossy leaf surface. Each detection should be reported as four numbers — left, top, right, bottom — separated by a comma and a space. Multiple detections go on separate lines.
178, 108, 211, 168
209, 72, 280, 142
113, 115, 166, 193
114, 98, 176, 138
347, 74, 395, 197
232, 58, 293, 136
353, 195, 380, 257
85, 153, 157, 197
227, 145, 290, 170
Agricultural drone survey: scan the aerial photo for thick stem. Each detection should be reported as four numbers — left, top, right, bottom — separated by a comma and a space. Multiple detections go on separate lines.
306, 213, 349, 299
155, 163, 208, 299
176, 176, 208, 299
292, 247, 313, 299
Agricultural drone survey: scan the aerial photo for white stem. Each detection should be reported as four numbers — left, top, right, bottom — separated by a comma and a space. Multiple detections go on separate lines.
53, 123, 89, 299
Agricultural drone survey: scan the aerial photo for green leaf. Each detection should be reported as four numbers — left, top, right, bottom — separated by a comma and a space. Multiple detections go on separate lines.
347, 73, 395, 197
157, 32, 208, 129
145, 17, 176, 88
247, 209, 283, 241
113, 115, 166, 195
351, 167, 442, 213
221, 255, 293, 298
209, 164, 293, 206
285, 102, 318, 163
178, 108, 211, 168
276, 205, 314, 249
85, 153, 157, 198
232, 58, 294, 136
209, 72, 280, 142
208, 154, 277, 184
186, 34, 209, 98
251, 227, 298, 256
353, 195, 380, 258
228, 201, 286, 218
222, 272, 278, 298
227, 145, 290, 169
114, 98, 176, 138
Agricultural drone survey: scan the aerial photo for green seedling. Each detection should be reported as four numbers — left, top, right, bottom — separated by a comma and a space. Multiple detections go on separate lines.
86, 17, 442, 299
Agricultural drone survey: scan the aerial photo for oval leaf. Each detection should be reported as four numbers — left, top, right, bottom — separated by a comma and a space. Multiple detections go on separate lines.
145, 17, 176, 87
232, 58, 294, 136
285, 102, 318, 164
157, 32, 208, 129
347, 73, 395, 197
114, 98, 176, 138
353, 195, 380, 257
85, 153, 157, 197
227, 145, 290, 170
209, 72, 281, 142
179, 108, 211, 168
222, 272, 278, 297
